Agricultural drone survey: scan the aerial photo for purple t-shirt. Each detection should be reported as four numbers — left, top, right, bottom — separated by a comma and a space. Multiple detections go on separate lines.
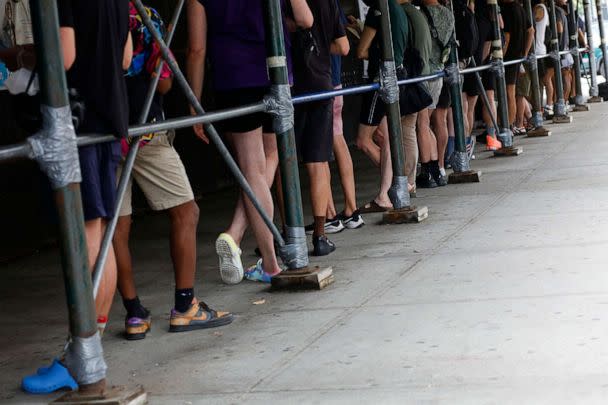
198, 0, 293, 91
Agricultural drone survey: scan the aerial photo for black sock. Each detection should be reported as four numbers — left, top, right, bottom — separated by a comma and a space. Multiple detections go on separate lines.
429, 160, 441, 179
174, 288, 194, 313
123, 296, 149, 319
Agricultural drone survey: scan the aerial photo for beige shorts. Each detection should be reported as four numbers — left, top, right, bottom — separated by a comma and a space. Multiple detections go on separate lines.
118, 133, 194, 217
426, 78, 443, 109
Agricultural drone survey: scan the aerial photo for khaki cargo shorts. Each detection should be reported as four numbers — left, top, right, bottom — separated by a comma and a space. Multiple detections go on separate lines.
118, 133, 194, 216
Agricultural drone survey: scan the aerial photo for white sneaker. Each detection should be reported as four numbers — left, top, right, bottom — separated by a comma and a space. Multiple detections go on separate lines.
215, 233, 243, 285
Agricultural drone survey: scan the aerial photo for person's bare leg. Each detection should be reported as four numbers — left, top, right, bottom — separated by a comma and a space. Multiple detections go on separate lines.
306, 161, 331, 237
86, 219, 117, 320
432, 108, 449, 169
516, 94, 526, 127
506, 84, 517, 126
332, 132, 357, 216
233, 128, 281, 274
562, 69, 572, 101
467, 95, 479, 135
544, 68, 555, 105
376, 118, 393, 206
482, 89, 497, 134
114, 215, 136, 300
356, 124, 381, 167
401, 113, 418, 191
168, 200, 200, 289
225, 132, 278, 246
417, 108, 437, 163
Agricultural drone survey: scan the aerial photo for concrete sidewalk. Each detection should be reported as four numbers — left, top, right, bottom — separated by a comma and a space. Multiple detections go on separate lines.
2, 103, 608, 404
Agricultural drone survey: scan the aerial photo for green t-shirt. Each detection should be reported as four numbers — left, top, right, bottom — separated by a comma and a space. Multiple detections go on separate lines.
422, 4, 454, 72
364, 0, 409, 78
401, 2, 433, 75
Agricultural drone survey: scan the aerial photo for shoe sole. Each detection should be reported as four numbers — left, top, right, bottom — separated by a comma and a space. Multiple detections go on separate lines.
169, 314, 235, 333
125, 330, 149, 341
344, 219, 365, 229
216, 239, 243, 285
325, 224, 345, 234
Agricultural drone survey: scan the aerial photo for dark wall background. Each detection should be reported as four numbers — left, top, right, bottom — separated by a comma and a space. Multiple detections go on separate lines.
0, 0, 365, 261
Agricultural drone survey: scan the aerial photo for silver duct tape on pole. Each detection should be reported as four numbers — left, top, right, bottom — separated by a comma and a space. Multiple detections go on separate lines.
444, 63, 460, 85
526, 52, 538, 72
451, 150, 470, 172
264, 84, 294, 134
388, 176, 410, 209
64, 332, 107, 385
27, 105, 82, 189
379, 61, 399, 104
531, 111, 544, 128
278, 226, 309, 269
491, 59, 505, 77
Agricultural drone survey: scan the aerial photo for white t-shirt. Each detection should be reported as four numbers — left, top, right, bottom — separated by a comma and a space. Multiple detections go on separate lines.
535, 3, 549, 55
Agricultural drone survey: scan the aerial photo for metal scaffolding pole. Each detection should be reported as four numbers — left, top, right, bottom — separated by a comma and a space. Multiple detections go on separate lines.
92, 0, 185, 296
596, 0, 608, 79
446, 32, 481, 183
523, 0, 552, 136
378, 0, 409, 210
548, 0, 571, 121
261, 0, 308, 270
489, 0, 521, 155
583, 0, 602, 100
30, 0, 106, 391
569, 0, 590, 110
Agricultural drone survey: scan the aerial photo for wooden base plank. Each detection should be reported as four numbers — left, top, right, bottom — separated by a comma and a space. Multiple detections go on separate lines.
53, 385, 147, 405
526, 127, 551, 137
271, 266, 334, 290
493, 146, 523, 157
572, 104, 590, 112
382, 206, 428, 224
587, 96, 603, 103
448, 170, 482, 184
552, 114, 573, 124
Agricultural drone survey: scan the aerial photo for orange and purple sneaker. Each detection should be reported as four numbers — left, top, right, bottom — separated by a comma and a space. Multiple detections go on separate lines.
169, 298, 234, 333
486, 135, 502, 151
125, 316, 152, 341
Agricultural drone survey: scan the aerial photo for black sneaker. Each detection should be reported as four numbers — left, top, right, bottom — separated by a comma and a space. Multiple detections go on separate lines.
416, 172, 437, 189
435, 173, 448, 187
305, 218, 345, 235
339, 210, 365, 229
429, 161, 447, 187
312, 235, 336, 256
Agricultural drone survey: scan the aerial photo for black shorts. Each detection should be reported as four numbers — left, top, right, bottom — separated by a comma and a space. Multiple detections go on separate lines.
214, 86, 273, 133
462, 60, 496, 96
437, 81, 452, 108
504, 63, 520, 86
359, 90, 386, 127
294, 99, 334, 163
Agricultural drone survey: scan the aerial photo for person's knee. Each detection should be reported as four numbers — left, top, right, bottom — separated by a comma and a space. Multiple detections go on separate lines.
170, 201, 200, 230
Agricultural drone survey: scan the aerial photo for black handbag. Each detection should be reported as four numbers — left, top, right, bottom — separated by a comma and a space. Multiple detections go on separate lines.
398, 66, 433, 115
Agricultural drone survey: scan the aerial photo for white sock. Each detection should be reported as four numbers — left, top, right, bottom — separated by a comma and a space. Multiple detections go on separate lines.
439, 168, 446, 177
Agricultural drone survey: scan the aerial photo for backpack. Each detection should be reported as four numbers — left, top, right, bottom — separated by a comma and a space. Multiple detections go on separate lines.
452, 0, 479, 59
420, 4, 453, 64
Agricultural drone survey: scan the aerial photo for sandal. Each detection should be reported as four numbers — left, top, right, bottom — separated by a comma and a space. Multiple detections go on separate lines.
358, 200, 392, 213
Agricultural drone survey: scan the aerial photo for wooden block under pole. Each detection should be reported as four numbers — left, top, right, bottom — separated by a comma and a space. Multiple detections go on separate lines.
493, 146, 523, 157
552, 114, 573, 124
572, 104, 590, 112
526, 127, 552, 137
587, 96, 603, 103
271, 266, 334, 290
382, 206, 429, 224
448, 170, 482, 184
53, 385, 147, 405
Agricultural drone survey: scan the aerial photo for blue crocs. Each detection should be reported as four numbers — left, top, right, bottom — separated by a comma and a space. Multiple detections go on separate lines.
22, 359, 78, 394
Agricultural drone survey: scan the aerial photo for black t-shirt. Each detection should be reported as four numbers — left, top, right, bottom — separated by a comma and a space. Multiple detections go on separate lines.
501, 1, 531, 60
292, 0, 346, 94
58, 0, 129, 136
126, 74, 164, 125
